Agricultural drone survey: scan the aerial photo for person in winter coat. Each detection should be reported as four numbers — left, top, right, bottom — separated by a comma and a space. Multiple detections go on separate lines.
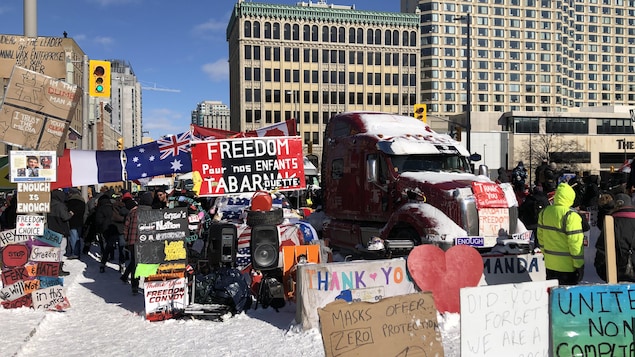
511, 161, 528, 194
594, 193, 635, 282
47, 189, 74, 276
121, 191, 154, 295
95, 192, 124, 273
496, 167, 509, 184
537, 183, 585, 285
65, 188, 86, 259
0, 195, 17, 230
543, 162, 559, 193
518, 186, 550, 240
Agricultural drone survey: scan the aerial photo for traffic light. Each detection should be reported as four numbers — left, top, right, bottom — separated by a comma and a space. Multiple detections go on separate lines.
454, 125, 462, 141
413, 103, 427, 123
89, 60, 111, 97
117, 138, 123, 150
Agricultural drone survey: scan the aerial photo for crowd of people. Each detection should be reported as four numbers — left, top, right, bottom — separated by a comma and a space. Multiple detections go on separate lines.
502, 159, 635, 286
0, 185, 175, 294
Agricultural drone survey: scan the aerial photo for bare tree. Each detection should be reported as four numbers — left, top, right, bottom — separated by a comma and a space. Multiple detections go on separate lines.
516, 133, 585, 176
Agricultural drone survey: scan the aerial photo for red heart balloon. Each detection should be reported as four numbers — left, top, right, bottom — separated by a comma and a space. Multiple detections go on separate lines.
407, 244, 483, 313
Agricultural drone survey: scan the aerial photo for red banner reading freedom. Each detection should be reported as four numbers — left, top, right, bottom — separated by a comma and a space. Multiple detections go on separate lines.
191, 136, 305, 196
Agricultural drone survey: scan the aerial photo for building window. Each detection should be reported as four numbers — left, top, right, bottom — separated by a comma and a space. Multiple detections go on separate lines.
545, 118, 588, 134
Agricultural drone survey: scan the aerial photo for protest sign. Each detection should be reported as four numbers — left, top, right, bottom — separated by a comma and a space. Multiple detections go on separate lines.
16, 215, 46, 236
0, 67, 79, 155
191, 136, 305, 196
317, 292, 443, 357
144, 278, 187, 322
135, 207, 188, 265
31, 285, 70, 310
460, 279, 558, 356
550, 284, 635, 355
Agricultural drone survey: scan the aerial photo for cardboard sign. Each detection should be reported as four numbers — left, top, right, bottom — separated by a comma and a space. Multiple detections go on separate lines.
37, 228, 63, 247
35, 261, 60, 277
317, 292, 444, 357
144, 278, 187, 321
135, 208, 188, 265
1, 266, 29, 286
472, 181, 508, 208
1, 294, 32, 309
295, 259, 416, 330
17, 181, 52, 213
480, 253, 546, 285
31, 285, 70, 310
16, 215, 46, 235
191, 136, 305, 196
29, 246, 61, 262
460, 280, 558, 356
1, 244, 29, 267
478, 207, 510, 237
0, 229, 30, 248
0, 280, 26, 301
10, 151, 57, 183
0, 67, 79, 155
550, 284, 635, 353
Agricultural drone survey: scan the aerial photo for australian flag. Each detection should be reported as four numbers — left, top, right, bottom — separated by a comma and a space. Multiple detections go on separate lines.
124, 131, 192, 180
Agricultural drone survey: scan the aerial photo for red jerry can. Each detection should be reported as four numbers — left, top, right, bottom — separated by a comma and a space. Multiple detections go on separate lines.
251, 191, 272, 211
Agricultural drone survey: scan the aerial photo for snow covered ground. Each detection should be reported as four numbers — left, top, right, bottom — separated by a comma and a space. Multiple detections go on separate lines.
2, 211, 605, 357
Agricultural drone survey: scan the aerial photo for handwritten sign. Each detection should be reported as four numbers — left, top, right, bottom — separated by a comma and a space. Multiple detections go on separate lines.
29, 245, 61, 262
1, 294, 32, 309
16, 214, 46, 235
478, 207, 510, 237
37, 228, 63, 247
550, 284, 635, 354
460, 280, 558, 356
1, 266, 29, 286
31, 285, 70, 310
0, 67, 79, 155
0, 280, 26, 301
479, 253, 546, 285
191, 136, 305, 196
295, 259, 416, 330
0, 229, 30, 248
318, 292, 444, 357
472, 181, 508, 208
17, 181, 52, 213
135, 208, 188, 265
38, 276, 63, 288
35, 261, 60, 277
1, 244, 29, 267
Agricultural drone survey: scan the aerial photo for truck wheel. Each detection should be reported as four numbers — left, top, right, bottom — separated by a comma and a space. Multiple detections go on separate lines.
246, 208, 284, 227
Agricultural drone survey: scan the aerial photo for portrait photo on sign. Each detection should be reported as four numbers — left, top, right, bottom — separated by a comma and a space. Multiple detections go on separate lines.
10, 150, 57, 183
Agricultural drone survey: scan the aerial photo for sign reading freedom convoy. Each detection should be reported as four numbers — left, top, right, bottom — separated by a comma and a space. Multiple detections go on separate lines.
190, 136, 305, 196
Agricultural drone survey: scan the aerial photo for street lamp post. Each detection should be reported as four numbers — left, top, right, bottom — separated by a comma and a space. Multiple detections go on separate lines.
454, 13, 472, 153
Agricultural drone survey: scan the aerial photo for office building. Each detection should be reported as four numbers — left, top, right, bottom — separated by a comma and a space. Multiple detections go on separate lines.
191, 101, 231, 131
109, 59, 142, 148
227, 0, 420, 158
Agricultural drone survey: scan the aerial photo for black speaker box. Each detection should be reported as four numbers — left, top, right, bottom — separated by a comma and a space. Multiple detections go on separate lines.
250, 225, 279, 270
208, 223, 237, 267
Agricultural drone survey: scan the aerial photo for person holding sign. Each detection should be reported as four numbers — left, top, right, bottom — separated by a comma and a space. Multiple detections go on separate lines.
594, 193, 635, 282
47, 189, 74, 277
121, 192, 154, 295
537, 183, 585, 285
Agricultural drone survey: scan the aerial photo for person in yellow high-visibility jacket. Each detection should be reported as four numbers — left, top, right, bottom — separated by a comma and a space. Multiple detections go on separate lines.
537, 182, 585, 285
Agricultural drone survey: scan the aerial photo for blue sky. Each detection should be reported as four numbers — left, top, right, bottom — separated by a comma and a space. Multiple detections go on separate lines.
0, 0, 400, 139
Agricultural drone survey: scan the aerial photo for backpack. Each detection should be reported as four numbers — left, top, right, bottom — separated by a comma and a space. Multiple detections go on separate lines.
259, 277, 285, 311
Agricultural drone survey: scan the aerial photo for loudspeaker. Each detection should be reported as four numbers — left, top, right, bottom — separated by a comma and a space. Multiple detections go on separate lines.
250, 225, 279, 270
208, 223, 237, 267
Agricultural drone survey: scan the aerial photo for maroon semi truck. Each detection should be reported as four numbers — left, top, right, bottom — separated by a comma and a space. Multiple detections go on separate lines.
321, 112, 531, 256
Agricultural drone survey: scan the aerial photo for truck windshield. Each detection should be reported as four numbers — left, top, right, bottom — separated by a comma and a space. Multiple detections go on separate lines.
390, 154, 471, 173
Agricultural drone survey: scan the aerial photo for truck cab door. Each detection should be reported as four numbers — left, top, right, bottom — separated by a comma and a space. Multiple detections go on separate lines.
366, 154, 391, 218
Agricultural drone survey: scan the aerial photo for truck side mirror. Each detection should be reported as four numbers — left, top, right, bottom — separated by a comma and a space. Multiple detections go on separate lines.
366, 157, 378, 183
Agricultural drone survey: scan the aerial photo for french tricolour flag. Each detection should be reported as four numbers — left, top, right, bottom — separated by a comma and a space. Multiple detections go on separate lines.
51, 149, 125, 189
